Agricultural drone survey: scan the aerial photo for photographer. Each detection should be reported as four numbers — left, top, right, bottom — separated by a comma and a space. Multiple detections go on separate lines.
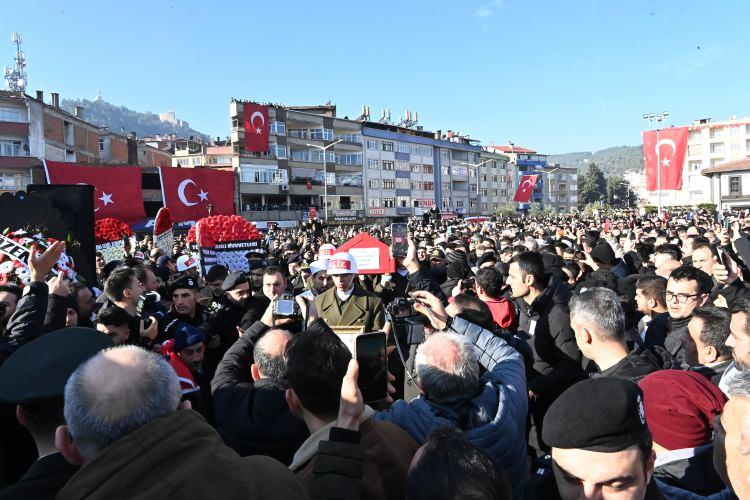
373, 289, 529, 499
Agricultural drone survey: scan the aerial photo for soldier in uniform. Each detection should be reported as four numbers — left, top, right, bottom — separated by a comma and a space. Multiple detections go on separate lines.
311, 252, 386, 333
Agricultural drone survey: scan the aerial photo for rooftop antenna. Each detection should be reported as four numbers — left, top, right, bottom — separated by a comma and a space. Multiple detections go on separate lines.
357, 105, 370, 121
3, 32, 27, 93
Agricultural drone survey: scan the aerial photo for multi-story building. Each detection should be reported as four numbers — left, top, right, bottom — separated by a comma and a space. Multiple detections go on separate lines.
486, 144, 549, 209
478, 148, 514, 214
230, 101, 365, 226
639, 116, 750, 207
543, 164, 578, 213
0, 90, 132, 192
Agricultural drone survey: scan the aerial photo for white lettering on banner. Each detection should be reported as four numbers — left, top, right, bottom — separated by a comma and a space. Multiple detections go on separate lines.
0, 233, 31, 263
349, 247, 380, 270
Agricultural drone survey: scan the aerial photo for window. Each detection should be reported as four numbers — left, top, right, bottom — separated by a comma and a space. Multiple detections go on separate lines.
730, 126, 741, 136
368, 179, 379, 189
382, 160, 395, 171
336, 153, 362, 166
383, 197, 395, 208
456, 200, 464, 208
381, 141, 394, 152
382, 179, 395, 189
240, 166, 288, 184
689, 161, 702, 172
441, 150, 450, 163
411, 164, 423, 173
98, 138, 105, 152
710, 143, 724, 154
367, 159, 379, 169
410, 145, 420, 155
441, 183, 450, 192
423, 164, 433, 174
441, 197, 450, 208
271, 144, 287, 159
397, 196, 410, 207
309, 128, 333, 141
469, 199, 477, 208
270, 121, 286, 135
441, 166, 450, 176
731, 142, 741, 152
396, 178, 410, 189
480, 188, 487, 196
396, 161, 410, 171
729, 176, 741, 195
396, 143, 410, 154
0, 140, 22, 156
411, 181, 422, 190
0, 107, 22, 122
368, 197, 381, 207
470, 184, 477, 193
422, 147, 433, 157
0, 172, 30, 189
424, 181, 434, 190
688, 145, 702, 156
367, 139, 378, 150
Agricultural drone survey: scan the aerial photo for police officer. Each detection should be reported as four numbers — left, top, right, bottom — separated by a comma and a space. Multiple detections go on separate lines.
157, 276, 212, 346
311, 252, 385, 332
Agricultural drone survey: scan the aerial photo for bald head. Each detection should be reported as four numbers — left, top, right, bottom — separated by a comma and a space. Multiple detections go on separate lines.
414, 332, 479, 404
63, 345, 180, 462
253, 329, 293, 381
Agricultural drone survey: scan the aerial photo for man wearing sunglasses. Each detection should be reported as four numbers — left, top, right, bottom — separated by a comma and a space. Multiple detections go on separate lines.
665, 266, 712, 369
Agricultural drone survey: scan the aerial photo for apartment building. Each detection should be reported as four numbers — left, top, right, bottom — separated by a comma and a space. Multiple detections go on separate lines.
486, 144, 549, 209
638, 116, 750, 207
230, 101, 365, 225
478, 148, 514, 213
543, 165, 578, 213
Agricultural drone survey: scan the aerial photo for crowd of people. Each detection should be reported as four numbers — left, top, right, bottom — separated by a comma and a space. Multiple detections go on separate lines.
1, 208, 750, 499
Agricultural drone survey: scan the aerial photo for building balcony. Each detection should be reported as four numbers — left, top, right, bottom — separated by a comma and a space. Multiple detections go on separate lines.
0, 121, 29, 136
240, 209, 305, 221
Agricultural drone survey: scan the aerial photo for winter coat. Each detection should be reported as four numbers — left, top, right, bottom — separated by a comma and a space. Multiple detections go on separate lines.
0, 281, 49, 366
314, 282, 385, 332
211, 321, 308, 465
654, 444, 726, 497
590, 346, 667, 384
57, 410, 307, 500
515, 274, 582, 399
373, 316, 529, 499
666, 316, 691, 369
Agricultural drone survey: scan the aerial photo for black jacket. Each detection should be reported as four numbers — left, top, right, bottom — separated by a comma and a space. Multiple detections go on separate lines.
211, 321, 308, 465
515, 274, 582, 399
157, 304, 211, 344
666, 316, 691, 369
590, 346, 666, 384
0, 281, 49, 366
644, 312, 670, 349
653, 444, 725, 496
690, 359, 733, 387
717, 278, 750, 309
0, 453, 78, 500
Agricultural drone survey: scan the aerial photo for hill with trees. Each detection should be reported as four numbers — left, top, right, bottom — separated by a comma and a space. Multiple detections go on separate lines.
548, 145, 643, 177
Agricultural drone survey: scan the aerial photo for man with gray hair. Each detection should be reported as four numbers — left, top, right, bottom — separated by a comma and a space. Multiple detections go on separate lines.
714, 369, 750, 498
54, 345, 306, 499
571, 287, 663, 383
373, 290, 529, 498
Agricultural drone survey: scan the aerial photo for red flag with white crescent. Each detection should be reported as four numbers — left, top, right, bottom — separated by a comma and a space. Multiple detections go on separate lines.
159, 167, 235, 223
244, 103, 269, 152
513, 174, 539, 203
44, 160, 146, 222
643, 126, 688, 191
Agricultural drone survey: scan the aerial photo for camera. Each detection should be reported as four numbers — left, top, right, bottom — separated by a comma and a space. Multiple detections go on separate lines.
273, 293, 300, 317
387, 298, 426, 346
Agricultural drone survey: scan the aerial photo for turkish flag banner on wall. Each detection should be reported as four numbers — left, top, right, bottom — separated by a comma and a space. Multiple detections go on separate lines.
643, 126, 688, 191
244, 103, 269, 152
159, 167, 235, 222
44, 160, 146, 222
513, 174, 539, 203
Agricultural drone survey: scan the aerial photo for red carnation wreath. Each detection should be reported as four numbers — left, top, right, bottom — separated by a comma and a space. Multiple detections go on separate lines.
94, 218, 133, 245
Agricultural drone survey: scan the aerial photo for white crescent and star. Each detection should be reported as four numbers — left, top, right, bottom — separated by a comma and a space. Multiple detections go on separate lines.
655, 139, 676, 168
76, 182, 113, 212
250, 111, 265, 135
177, 179, 209, 207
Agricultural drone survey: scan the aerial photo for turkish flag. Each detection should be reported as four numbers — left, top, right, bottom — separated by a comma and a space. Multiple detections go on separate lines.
159, 167, 235, 222
44, 160, 146, 223
643, 126, 688, 191
513, 174, 539, 203
244, 103, 269, 152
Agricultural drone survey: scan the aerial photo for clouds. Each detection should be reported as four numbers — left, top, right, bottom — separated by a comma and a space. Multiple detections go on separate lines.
475, 0, 504, 19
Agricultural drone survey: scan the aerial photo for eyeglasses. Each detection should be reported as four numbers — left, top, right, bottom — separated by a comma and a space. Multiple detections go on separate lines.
665, 291, 702, 303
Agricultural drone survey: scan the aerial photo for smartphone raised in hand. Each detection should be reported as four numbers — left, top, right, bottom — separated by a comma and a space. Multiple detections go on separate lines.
391, 223, 408, 258
355, 332, 388, 403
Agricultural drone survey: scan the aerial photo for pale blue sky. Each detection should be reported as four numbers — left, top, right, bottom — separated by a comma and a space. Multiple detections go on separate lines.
2, 0, 747, 153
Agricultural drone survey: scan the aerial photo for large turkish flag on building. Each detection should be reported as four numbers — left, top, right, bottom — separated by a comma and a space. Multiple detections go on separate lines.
159, 167, 235, 222
44, 160, 146, 222
244, 103, 269, 152
513, 174, 539, 203
643, 126, 688, 191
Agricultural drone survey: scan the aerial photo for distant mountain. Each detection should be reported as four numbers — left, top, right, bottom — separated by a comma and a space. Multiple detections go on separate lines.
548, 145, 644, 177
61, 97, 210, 141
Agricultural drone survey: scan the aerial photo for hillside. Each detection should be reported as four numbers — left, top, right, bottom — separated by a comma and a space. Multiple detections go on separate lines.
61, 97, 210, 140
548, 145, 643, 176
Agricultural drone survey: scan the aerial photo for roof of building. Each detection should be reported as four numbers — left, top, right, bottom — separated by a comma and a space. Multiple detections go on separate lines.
702, 158, 750, 176
486, 145, 537, 154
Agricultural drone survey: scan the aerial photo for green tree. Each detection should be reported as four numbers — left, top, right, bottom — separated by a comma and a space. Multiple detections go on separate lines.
578, 162, 607, 208
606, 176, 637, 208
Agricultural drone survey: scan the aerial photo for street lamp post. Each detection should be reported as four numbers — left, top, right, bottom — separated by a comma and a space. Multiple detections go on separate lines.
306, 139, 342, 223
642, 111, 669, 217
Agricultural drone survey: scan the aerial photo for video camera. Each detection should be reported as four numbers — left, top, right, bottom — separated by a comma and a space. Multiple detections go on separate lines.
387, 297, 426, 346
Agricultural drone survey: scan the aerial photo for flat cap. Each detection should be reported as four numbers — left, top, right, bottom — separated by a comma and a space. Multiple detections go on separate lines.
543, 377, 648, 453
0, 327, 113, 404
222, 270, 248, 292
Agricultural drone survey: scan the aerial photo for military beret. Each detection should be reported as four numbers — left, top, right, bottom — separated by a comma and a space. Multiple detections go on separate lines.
222, 270, 248, 292
248, 260, 267, 272
0, 327, 113, 404
170, 276, 200, 294
543, 377, 648, 453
